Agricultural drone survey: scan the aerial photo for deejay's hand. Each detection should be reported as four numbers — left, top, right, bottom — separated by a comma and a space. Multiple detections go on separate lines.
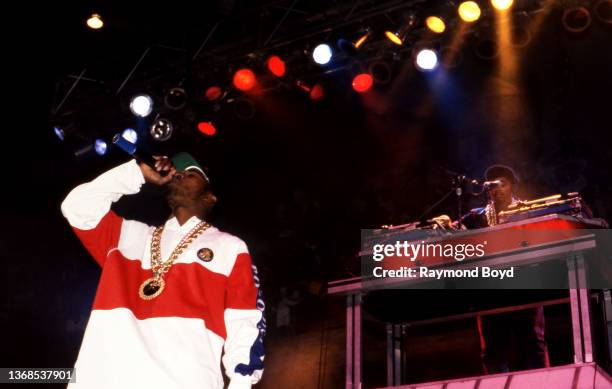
431, 214, 453, 227
139, 156, 176, 185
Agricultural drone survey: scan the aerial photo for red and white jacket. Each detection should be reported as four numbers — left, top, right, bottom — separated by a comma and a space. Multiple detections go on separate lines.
61, 160, 265, 389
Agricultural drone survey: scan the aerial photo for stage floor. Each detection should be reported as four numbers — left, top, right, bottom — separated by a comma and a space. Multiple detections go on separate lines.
377, 362, 612, 389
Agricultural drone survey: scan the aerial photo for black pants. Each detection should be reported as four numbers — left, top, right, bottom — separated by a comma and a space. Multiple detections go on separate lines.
478, 306, 548, 373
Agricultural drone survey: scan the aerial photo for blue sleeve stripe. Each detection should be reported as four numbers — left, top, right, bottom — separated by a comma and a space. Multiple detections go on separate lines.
235, 264, 266, 376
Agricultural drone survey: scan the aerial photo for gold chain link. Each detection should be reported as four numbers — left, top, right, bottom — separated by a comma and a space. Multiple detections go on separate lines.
150, 221, 210, 280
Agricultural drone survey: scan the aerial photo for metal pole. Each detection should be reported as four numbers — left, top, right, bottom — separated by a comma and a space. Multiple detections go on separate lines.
192, 22, 221, 61
354, 293, 362, 389
346, 295, 354, 389
568, 256, 584, 363
53, 68, 86, 114
116, 47, 151, 95
263, 0, 299, 47
576, 254, 593, 362
386, 323, 393, 386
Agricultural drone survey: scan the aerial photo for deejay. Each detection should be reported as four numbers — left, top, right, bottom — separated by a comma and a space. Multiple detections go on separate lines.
459, 164, 548, 373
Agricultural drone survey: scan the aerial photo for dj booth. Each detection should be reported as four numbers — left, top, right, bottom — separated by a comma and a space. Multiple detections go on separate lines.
328, 214, 612, 388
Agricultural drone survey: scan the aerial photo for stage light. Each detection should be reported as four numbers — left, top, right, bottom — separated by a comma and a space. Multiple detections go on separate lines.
164, 87, 187, 110
562, 7, 592, 33
150, 117, 174, 141
354, 32, 370, 48
369, 62, 391, 84
310, 84, 324, 101
205, 86, 223, 101
232, 98, 256, 120
129, 94, 153, 117
267, 55, 286, 77
312, 44, 333, 65
86, 14, 103, 29
491, 0, 513, 11
458, 1, 481, 23
337, 38, 354, 54
121, 128, 138, 144
94, 139, 107, 155
197, 121, 217, 136
296, 80, 324, 101
233, 68, 256, 91
474, 38, 499, 59
338, 30, 370, 55
415, 49, 439, 71
53, 126, 65, 141
426, 16, 446, 33
51, 112, 77, 141
384, 31, 404, 45
594, 0, 612, 24
385, 13, 418, 46
510, 26, 531, 47
352, 73, 373, 93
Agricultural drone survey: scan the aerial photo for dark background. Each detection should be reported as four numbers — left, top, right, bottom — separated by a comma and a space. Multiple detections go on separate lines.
2, 0, 612, 387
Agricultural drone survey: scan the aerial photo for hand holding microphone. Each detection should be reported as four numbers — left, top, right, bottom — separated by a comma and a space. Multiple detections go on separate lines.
139, 156, 176, 185
112, 134, 175, 185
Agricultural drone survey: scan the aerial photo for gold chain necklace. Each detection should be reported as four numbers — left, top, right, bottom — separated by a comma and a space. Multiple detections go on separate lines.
485, 201, 497, 226
138, 220, 210, 300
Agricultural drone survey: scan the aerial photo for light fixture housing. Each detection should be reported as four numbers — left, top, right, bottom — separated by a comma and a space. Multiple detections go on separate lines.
150, 116, 174, 141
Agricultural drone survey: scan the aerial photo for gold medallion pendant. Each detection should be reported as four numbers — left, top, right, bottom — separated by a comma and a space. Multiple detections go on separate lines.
138, 277, 166, 300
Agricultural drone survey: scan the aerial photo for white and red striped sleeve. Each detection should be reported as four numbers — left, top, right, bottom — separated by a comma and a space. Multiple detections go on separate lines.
223, 241, 266, 389
60, 160, 147, 266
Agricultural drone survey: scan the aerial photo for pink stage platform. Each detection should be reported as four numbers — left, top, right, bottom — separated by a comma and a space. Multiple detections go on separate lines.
377, 363, 612, 389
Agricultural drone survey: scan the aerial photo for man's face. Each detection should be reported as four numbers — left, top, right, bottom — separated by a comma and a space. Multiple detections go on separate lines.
166, 169, 211, 209
488, 176, 513, 206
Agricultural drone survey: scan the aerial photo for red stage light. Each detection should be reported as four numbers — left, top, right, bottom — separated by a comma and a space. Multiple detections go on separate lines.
233, 69, 256, 91
352, 73, 373, 93
267, 55, 286, 77
197, 122, 217, 136
310, 84, 324, 101
205, 86, 223, 101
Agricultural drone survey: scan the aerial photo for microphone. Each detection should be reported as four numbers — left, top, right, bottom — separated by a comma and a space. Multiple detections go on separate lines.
482, 180, 502, 189
112, 134, 168, 177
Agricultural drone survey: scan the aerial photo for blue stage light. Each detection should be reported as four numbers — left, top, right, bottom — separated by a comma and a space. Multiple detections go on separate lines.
94, 139, 108, 155
122, 128, 138, 143
53, 126, 65, 141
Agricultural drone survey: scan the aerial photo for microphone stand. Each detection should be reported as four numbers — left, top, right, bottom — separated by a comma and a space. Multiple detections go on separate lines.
418, 174, 470, 229
454, 175, 466, 229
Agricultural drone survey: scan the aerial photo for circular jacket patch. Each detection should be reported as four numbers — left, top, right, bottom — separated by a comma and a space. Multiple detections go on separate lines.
197, 248, 214, 262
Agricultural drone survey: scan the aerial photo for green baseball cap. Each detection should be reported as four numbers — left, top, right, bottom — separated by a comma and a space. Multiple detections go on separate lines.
171, 152, 209, 182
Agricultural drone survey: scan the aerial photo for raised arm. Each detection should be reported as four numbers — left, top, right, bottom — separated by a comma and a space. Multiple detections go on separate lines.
60, 158, 175, 266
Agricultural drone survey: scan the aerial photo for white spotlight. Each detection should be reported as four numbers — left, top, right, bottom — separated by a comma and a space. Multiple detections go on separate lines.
415, 49, 439, 71
129, 94, 153, 117
312, 44, 333, 65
